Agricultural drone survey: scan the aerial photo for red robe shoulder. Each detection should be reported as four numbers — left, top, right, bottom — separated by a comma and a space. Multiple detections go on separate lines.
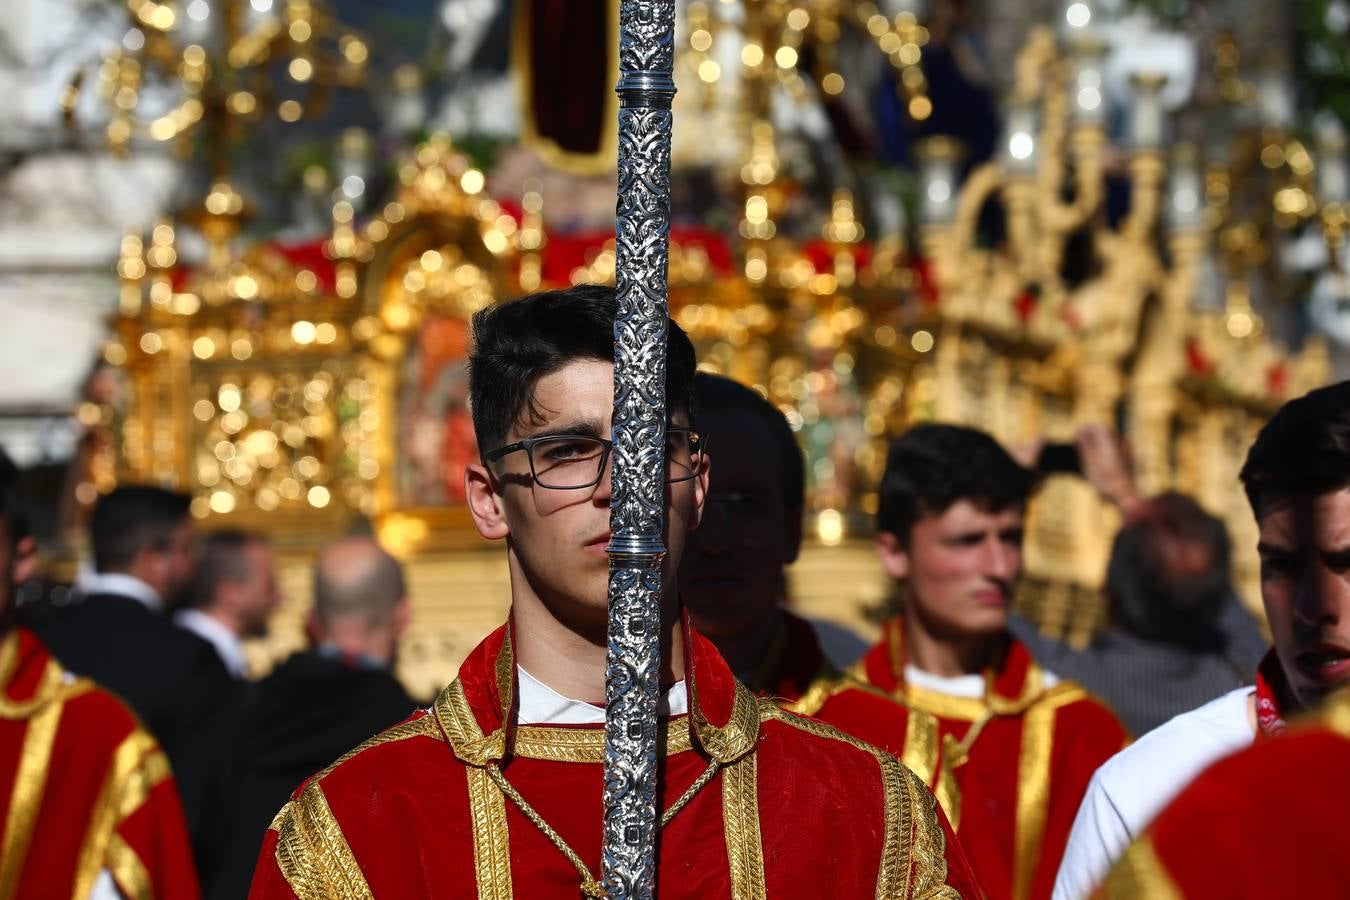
250, 620, 979, 898
855, 616, 1128, 900
1102, 691, 1350, 898
0, 628, 198, 899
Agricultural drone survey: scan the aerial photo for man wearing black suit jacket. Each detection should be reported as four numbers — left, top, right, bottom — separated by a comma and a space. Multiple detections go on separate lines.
33, 486, 235, 882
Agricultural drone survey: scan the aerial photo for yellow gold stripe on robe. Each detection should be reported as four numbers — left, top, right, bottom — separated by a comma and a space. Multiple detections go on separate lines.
0, 662, 65, 900
275, 783, 373, 900
1012, 688, 1086, 900
899, 710, 939, 789
1103, 836, 1183, 899
107, 832, 153, 900
72, 729, 158, 900
721, 752, 766, 899
467, 766, 513, 900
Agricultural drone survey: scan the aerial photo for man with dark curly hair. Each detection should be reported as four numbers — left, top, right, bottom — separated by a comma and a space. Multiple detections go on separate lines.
855, 424, 1127, 900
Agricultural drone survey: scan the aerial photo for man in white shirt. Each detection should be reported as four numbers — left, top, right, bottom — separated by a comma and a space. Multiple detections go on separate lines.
1054, 379, 1350, 898
174, 529, 282, 678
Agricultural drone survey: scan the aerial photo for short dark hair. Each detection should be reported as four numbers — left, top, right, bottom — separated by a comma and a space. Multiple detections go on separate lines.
0, 450, 30, 549
1240, 380, 1350, 518
694, 373, 804, 517
186, 530, 262, 611
90, 485, 191, 573
1107, 492, 1231, 646
467, 284, 698, 453
877, 423, 1035, 542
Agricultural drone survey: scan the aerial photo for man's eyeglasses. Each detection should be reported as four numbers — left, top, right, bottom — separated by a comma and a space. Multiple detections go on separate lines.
483, 428, 705, 491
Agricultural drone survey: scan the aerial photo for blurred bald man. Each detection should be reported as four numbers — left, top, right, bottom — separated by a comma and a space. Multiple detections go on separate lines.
210, 536, 417, 900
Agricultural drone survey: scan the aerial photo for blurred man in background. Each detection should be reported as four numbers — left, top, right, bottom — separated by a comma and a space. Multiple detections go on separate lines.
1019, 492, 1254, 736
681, 374, 932, 764
0, 453, 199, 898
213, 535, 415, 900
855, 423, 1126, 900
1055, 380, 1350, 898
175, 530, 283, 679
33, 485, 234, 879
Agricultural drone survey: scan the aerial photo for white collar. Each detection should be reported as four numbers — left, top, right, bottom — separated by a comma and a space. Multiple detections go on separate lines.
75, 572, 164, 614
173, 608, 248, 678
904, 662, 1061, 698
516, 666, 689, 725
904, 663, 986, 699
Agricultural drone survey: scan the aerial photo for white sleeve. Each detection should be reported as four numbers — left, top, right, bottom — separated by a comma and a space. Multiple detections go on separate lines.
1051, 769, 1134, 900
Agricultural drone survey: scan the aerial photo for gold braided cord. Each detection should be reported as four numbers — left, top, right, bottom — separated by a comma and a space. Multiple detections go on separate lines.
485, 757, 721, 898
896, 763, 961, 900
485, 763, 602, 897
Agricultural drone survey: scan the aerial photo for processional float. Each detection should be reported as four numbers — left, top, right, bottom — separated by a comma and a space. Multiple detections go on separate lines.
604, 1, 677, 897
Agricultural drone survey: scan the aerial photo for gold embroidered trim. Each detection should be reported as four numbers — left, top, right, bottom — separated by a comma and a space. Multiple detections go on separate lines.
695, 681, 761, 764
72, 729, 161, 900
436, 678, 507, 766
897, 763, 961, 900
0, 661, 64, 900
512, 720, 694, 762
107, 832, 152, 900
274, 784, 374, 900
900, 709, 940, 789
1103, 836, 1183, 899
721, 751, 766, 900
1012, 687, 1087, 900
467, 766, 513, 900
761, 706, 954, 899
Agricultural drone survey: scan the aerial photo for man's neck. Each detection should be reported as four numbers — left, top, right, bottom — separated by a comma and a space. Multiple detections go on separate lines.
902, 614, 1002, 679
193, 605, 243, 638
508, 569, 685, 705
713, 609, 786, 686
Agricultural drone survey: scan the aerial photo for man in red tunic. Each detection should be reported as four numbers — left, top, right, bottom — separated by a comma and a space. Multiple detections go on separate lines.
250, 286, 978, 897
0, 453, 199, 899
854, 425, 1127, 900
1103, 689, 1350, 897
680, 374, 944, 785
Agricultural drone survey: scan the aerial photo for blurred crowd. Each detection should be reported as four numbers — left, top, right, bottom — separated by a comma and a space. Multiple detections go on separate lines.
0, 287, 1346, 898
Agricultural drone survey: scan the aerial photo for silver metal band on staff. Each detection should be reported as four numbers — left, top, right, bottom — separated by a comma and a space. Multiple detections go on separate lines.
603, 1, 677, 897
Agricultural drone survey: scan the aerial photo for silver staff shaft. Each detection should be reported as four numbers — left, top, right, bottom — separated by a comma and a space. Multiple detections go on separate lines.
603, 2, 677, 898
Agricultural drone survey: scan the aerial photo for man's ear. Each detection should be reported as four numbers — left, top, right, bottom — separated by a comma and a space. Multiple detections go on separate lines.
465, 464, 510, 541
12, 536, 37, 584
876, 530, 910, 581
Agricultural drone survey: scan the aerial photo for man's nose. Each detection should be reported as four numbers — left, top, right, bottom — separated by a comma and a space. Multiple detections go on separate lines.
1294, 559, 1346, 627
984, 537, 1017, 581
694, 500, 733, 554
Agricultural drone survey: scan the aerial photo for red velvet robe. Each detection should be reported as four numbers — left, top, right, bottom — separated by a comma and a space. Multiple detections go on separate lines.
856, 617, 1128, 900
0, 628, 198, 899
250, 616, 980, 898
757, 611, 946, 790
1102, 690, 1350, 898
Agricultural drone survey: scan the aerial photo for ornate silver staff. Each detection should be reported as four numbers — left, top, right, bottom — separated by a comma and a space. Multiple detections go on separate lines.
603, 1, 676, 898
